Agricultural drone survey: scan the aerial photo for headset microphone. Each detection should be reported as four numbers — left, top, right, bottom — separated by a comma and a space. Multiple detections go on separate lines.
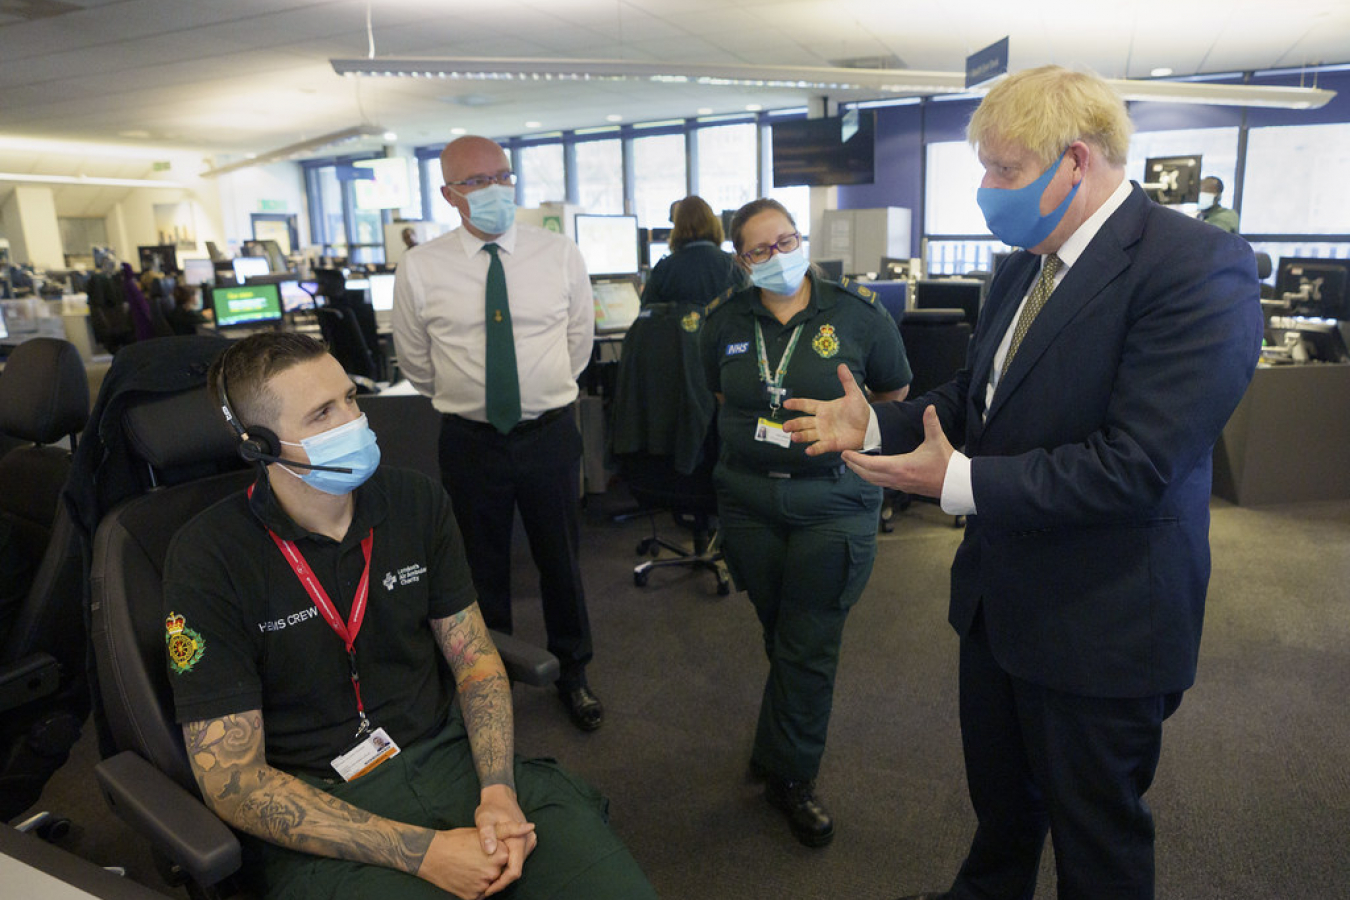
236, 443, 353, 474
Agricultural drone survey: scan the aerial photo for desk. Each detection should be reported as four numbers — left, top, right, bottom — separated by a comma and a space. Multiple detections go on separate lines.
0, 827, 167, 900
1213, 363, 1350, 505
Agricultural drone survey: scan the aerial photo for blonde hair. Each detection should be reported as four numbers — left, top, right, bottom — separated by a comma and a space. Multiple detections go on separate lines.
967, 65, 1133, 168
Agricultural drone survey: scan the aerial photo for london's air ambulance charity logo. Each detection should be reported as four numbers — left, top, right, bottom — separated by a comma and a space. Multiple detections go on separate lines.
812, 324, 839, 358
165, 611, 205, 674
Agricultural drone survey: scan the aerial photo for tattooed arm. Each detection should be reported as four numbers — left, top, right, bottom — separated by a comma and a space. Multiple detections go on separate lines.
182, 711, 531, 898
431, 603, 537, 893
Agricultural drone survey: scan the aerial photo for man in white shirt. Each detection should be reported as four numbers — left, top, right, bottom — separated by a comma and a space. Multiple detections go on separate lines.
783, 66, 1261, 900
392, 136, 604, 732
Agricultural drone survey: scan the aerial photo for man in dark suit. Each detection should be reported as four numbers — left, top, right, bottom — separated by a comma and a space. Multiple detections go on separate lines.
784, 66, 1262, 900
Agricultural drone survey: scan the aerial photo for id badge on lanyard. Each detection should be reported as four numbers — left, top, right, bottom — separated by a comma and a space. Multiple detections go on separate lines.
754, 319, 803, 447
266, 523, 401, 781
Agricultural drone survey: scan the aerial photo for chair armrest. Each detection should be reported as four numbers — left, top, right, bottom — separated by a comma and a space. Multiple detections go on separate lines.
95, 751, 241, 888
0, 652, 60, 713
489, 630, 559, 687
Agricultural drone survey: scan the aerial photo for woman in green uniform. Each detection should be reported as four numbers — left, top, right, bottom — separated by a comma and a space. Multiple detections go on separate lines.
699, 198, 910, 848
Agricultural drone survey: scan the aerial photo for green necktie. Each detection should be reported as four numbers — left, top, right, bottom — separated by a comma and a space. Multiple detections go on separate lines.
483, 243, 521, 434
1001, 252, 1063, 377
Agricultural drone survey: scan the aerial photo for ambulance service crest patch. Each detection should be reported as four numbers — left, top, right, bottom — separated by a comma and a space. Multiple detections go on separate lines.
812, 324, 840, 358
165, 611, 205, 674
681, 310, 702, 333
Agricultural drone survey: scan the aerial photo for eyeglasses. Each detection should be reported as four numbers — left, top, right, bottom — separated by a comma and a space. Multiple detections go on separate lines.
741, 232, 801, 265
446, 171, 516, 190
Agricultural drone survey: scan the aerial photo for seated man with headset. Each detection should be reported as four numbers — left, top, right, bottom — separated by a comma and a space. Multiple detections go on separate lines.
162, 331, 656, 900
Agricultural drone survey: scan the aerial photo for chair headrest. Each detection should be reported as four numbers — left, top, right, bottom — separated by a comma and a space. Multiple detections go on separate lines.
1254, 251, 1273, 280
122, 386, 241, 472
0, 338, 90, 444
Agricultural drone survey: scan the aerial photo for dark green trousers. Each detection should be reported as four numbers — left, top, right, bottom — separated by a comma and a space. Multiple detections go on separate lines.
252, 715, 657, 900
713, 462, 882, 781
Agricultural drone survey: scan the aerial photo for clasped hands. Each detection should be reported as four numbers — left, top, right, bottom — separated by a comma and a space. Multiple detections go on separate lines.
418, 784, 537, 899
783, 363, 953, 499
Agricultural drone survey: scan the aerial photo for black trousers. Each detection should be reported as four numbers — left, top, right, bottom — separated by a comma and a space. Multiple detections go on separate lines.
438, 408, 593, 687
949, 611, 1182, 900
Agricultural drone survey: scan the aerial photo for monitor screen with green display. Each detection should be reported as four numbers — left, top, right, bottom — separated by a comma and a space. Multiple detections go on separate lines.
210, 283, 283, 328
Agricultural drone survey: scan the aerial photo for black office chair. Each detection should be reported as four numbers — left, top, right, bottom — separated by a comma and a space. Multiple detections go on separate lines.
1254, 251, 1275, 300
893, 309, 972, 529
314, 306, 380, 388
610, 303, 730, 595
88, 386, 558, 897
0, 338, 92, 824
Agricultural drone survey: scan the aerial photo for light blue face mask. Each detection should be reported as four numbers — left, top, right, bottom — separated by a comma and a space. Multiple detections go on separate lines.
976, 149, 1080, 250
454, 183, 516, 234
749, 246, 810, 296
279, 413, 381, 496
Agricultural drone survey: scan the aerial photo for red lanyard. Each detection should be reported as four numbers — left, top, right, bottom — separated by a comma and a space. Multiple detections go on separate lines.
267, 525, 376, 737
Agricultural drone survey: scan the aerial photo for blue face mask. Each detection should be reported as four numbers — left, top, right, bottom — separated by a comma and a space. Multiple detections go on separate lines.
279, 414, 381, 496
749, 247, 810, 296
455, 183, 516, 234
976, 149, 1080, 250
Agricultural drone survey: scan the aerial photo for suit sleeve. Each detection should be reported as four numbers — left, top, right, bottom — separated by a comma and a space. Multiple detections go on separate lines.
970, 223, 1262, 531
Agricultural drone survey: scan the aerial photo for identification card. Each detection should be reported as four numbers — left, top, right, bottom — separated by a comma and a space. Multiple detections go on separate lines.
330, 727, 400, 782
754, 417, 793, 448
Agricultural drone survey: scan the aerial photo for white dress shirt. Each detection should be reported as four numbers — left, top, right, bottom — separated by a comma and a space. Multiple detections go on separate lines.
865, 177, 1134, 514
391, 223, 595, 422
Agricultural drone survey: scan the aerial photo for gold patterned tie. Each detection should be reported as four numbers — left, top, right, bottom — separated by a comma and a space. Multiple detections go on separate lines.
1001, 253, 1063, 377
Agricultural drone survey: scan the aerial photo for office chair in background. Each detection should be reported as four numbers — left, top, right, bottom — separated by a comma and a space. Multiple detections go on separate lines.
610, 303, 730, 595
0, 338, 92, 825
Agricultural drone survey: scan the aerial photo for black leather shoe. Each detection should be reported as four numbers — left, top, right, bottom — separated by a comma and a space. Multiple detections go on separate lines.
765, 777, 834, 847
558, 685, 604, 731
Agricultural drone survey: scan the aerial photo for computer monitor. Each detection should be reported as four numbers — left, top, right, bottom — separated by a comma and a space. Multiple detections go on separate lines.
1143, 155, 1202, 205
1274, 257, 1350, 320
367, 273, 396, 312
814, 259, 844, 281
243, 239, 288, 273
574, 214, 640, 278
231, 256, 272, 283
1266, 315, 1350, 363
209, 283, 283, 329
277, 279, 317, 313
879, 257, 913, 281
592, 278, 641, 334
137, 244, 179, 274
180, 257, 215, 287
914, 278, 984, 326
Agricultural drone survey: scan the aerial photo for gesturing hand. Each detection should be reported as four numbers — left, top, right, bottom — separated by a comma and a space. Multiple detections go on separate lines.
841, 405, 953, 498
782, 363, 871, 456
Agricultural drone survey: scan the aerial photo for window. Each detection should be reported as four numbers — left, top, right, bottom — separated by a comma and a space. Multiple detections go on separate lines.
304, 158, 388, 264
575, 139, 624, 214
632, 132, 686, 228
1242, 123, 1350, 234
925, 140, 987, 236
695, 123, 758, 221
419, 156, 463, 229
518, 143, 565, 209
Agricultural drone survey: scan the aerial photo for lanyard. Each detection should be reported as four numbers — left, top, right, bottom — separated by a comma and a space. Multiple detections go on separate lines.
267, 524, 376, 738
754, 319, 804, 417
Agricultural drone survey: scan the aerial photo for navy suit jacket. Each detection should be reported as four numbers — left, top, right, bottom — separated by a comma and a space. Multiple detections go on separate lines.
877, 184, 1262, 698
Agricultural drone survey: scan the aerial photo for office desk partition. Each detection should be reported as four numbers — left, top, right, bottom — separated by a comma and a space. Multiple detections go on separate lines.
0, 826, 166, 900
1212, 363, 1350, 505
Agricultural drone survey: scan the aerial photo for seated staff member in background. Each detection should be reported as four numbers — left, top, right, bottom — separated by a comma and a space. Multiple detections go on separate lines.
1196, 175, 1240, 233
784, 65, 1261, 900
166, 282, 211, 335
164, 332, 657, 900
697, 198, 911, 848
640, 194, 742, 308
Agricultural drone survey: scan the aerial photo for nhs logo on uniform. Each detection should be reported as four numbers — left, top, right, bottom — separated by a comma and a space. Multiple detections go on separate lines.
725, 342, 750, 356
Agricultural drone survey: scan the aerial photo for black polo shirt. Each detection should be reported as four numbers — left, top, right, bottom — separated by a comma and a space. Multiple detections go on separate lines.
163, 467, 477, 779
699, 275, 910, 474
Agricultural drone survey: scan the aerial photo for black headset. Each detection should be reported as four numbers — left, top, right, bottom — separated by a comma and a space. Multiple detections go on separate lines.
218, 347, 352, 474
